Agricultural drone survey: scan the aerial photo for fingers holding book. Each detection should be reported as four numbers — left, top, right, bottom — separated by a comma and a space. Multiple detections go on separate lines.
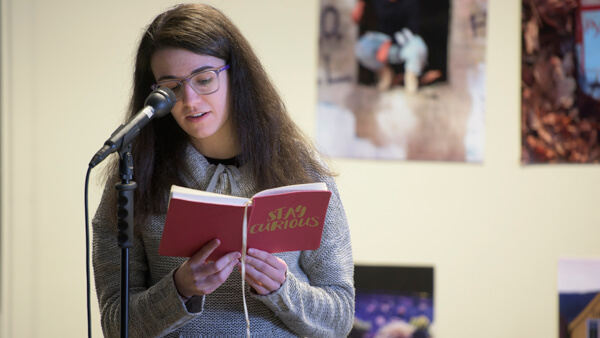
239, 248, 287, 295
174, 238, 242, 298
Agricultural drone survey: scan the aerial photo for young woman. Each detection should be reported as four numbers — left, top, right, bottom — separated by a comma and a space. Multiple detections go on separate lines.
92, 3, 354, 337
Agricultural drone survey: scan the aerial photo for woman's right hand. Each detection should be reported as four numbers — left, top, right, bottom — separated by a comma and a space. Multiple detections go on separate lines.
174, 239, 241, 298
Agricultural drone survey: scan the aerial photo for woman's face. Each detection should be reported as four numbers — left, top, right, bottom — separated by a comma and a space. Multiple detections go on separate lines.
150, 48, 235, 158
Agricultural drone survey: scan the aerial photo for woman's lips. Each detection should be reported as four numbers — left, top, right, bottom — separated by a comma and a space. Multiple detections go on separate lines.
188, 111, 208, 119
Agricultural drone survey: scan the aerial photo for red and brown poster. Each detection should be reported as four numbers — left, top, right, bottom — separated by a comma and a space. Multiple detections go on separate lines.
521, 0, 600, 164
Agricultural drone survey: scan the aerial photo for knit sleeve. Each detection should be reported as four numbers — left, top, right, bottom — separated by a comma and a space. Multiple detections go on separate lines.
251, 175, 355, 337
92, 181, 205, 338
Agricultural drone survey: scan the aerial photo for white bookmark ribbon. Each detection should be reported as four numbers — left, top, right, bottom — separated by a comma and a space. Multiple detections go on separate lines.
241, 201, 251, 337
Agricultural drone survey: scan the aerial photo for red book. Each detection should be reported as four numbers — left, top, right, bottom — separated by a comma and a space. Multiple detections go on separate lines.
158, 183, 332, 261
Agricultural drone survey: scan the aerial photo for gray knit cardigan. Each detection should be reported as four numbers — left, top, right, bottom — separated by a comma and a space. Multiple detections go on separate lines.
92, 144, 355, 337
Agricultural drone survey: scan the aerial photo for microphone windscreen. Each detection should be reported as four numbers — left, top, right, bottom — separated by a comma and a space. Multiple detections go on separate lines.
145, 87, 176, 118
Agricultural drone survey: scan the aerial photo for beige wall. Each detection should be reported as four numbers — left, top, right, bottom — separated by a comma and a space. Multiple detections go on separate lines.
1, 0, 599, 337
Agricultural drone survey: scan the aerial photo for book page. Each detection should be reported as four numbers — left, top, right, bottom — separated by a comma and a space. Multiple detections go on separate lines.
252, 182, 328, 198
170, 185, 249, 206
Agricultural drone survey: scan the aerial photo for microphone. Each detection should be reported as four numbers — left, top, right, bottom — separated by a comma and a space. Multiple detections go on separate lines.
89, 87, 176, 168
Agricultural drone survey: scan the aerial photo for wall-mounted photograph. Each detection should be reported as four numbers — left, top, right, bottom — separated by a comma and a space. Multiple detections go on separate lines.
349, 265, 434, 338
521, 0, 600, 164
317, 0, 487, 162
558, 257, 600, 338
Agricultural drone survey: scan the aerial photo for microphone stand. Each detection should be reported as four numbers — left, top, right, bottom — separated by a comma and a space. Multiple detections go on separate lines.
115, 143, 137, 338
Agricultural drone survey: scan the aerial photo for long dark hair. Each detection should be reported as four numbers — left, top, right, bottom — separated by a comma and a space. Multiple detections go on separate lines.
105, 4, 333, 220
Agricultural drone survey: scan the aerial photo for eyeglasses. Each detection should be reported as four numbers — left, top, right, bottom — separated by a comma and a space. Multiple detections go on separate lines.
151, 64, 230, 101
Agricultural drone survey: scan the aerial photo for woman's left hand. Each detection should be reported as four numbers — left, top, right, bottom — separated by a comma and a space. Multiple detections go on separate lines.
239, 248, 287, 295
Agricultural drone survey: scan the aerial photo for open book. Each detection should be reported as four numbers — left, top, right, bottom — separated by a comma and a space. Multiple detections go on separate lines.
158, 182, 332, 260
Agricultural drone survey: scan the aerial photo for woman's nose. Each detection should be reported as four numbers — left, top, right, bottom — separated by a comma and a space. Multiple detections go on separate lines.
180, 81, 202, 106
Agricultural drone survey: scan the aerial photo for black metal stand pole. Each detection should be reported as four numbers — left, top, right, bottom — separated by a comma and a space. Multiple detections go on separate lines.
115, 144, 137, 338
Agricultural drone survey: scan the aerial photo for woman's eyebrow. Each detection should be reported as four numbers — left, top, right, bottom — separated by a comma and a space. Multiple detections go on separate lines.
156, 65, 214, 82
